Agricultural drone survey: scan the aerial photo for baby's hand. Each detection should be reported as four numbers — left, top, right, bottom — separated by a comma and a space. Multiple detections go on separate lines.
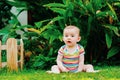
62, 68, 69, 72
77, 68, 83, 72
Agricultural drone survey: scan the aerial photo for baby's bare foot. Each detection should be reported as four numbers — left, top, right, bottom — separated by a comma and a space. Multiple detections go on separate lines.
86, 69, 100, 73
46, 70, 60, 74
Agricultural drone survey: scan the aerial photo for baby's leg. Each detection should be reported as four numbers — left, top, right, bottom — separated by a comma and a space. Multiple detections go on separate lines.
83, 64, 96, 72
51, 65, 60, 73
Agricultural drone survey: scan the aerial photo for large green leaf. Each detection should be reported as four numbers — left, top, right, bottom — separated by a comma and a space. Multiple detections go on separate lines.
27, 16, 64, 34
107, 46, 120, 59
0, 28, 10, 36
40, 16, 64, 33
49, 16, 64, 23
7, 0, 27, 8
35, 19, 50, 29
42, 29, 61, 44
50, 8, 66, 15
43, 3, 66, 8
2, 34, 9, 44
105, 32, 112, 48
0, 26, 11, 44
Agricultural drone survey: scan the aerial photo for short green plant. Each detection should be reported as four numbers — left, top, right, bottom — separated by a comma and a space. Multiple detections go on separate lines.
0, 66, 120, 80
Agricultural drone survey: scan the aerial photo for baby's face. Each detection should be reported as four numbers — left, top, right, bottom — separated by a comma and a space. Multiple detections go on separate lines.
63, 28, 80, 47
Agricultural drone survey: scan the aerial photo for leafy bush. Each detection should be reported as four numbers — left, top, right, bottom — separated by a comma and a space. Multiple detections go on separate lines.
0, 0, 120, 70
0, 0, 11, 29
43, 0, 120, 64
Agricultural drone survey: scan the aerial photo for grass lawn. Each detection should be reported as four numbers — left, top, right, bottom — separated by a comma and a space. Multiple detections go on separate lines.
0, 66, 120, 80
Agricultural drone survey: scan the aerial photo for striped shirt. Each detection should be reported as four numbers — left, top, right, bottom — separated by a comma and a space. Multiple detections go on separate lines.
58, 44, 85, 72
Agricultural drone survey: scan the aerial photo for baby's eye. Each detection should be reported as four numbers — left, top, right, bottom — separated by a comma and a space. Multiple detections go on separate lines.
71, 35, 74, 37
65, 35, 68, 37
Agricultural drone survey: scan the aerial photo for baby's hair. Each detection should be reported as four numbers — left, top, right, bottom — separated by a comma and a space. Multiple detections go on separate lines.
64, 25, 80, 35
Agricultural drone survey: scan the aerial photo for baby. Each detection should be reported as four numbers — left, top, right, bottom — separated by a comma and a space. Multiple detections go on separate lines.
47, 25, 99, 73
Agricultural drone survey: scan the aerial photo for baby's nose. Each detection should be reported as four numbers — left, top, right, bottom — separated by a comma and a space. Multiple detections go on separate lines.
67, 36, 71, 39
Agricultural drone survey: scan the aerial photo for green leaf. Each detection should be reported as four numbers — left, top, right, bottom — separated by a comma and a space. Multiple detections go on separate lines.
33, 61, 45, 67
35, 19, 51, 29
65, 2, 74, 17
76, 0, 87, 13
105, 32, 112, 48
50, 8, 66, 15
76, 0, 85, 9
103, 25, 120, 37
49, 16, 64, 24
2, 34, 9, 44
113, 2, 120, 7
43, 3, 66, 8
35, 22, 42, 28
16, 25, 32, 30
96, 11, 110, 18
0, 28, 9, 36
49, 30, 61, 44
7, 0, 27, 8
29, 17, 64, 35
62, 0, 66, 4
87, 16, 93, 36
42, 29, 61, 44
48, 48, 53, 56
92, 0, 105, 10
85, 0, 94, 14
107, 2, 119, 21
107, 46, 120, 59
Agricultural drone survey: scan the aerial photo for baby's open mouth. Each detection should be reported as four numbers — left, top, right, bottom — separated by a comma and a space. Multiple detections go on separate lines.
67, 41, 71, 43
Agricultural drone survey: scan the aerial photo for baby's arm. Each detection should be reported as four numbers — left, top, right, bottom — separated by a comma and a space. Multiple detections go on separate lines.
56, 54, 69, 72
77, 54, 85, 72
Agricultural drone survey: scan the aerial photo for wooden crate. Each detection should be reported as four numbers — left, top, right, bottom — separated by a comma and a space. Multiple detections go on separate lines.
0, 38, 24, 71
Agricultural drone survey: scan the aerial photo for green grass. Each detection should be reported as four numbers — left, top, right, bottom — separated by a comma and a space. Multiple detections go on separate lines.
0, 66, 120, 80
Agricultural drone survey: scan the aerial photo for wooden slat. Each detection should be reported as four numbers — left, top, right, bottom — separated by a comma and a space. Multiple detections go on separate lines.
7, 38, 18, 71
1, 45, 6, 50
2, 62, 7, 68
20, 39, 24, 70
0, 38, 24, 71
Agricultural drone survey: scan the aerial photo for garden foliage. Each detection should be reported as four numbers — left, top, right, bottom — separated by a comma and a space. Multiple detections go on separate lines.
0, 0, 120, 70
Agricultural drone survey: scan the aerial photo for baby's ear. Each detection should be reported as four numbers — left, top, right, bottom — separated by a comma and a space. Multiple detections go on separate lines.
77, 36, 81, 42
